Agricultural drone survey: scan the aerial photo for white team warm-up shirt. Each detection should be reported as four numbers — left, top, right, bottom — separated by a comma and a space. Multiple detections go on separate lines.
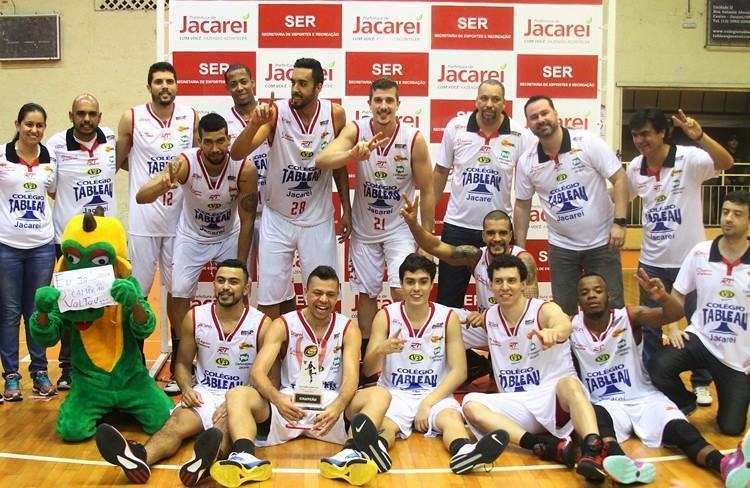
484, 298, 576, 392
177, 148, 243, 243
473, 245, 527, 313
377, 301, 453, 398
279, 310, 350, 392
47, 127, 117, 242
627, 145, 718, 267
437, 111, 534, 230
265, 99, 336, 226
570, 308, 657, 402
352, 119, 418, 243
675, 238, 750, 372
128, 103, 195, 237
0, 143, 56, 249
193, 302, 266, 394
223, 106, 269, 215
515, 128, 621, 250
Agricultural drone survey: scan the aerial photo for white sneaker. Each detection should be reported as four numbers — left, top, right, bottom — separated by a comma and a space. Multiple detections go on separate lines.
695, 385, 713, 406
164, 379, 181, 396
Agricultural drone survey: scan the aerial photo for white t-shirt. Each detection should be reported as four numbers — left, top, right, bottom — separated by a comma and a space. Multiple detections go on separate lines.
265, 99, 336, 226
627, 144, 718, 267
193, 302, 266, 394
352, 119, 418, 243
437, 111, 534, 230
0, 143, 56, 248
47, 127, 117, 242
377, 301, 453, 398
515, 128, 621, 250
570, 307, 657, 402
128, 103, 195, 237
223, 106, 269, 215
674, 238, 750, 372
177, 148, 243, 243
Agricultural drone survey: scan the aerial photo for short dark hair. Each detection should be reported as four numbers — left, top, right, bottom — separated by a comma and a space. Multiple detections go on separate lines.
630, 107, 669, 134
13, 103, 47, 142
198, 113, 228, 138
483, 210, 511, 227
523, 95, 555, 117
307, 265, 339, 286
723, 190, 750, 213
216, 259, 249, 282
369, 77, 399, 101
399, 253, 437, 281
578, 272, 607, 290
487, 254, 527, 282
148, 61, 177, 85
478, 79, 505, 97
294, 58, 325, 85
223, 64, 253, 84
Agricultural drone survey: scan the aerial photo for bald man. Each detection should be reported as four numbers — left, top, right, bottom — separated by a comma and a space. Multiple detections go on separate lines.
46, 94, 118, 389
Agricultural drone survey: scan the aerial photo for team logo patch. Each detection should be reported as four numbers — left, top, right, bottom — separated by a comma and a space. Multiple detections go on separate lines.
215, 357, 230, 366
655, 194, 667, 203
431, 335, 442, 343
509, 353, 522, 362
595, 353, 610, 363
238, 342, 253, 349
87, 168, 102, 175
409, 353, 424, 362
477, 156, 491, 164
161, 142, 174, 150
304, 345, 319, 357
23, 182, 38, 190
299, 150, 314, 159
374, 171, 387, 179
556, 173, 568, 182
207, 202, 221, 209
719, 289, 735, 298
239, 353, 249, 362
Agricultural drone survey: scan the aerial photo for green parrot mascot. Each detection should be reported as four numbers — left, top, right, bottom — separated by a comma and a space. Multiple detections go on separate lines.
30, 210, 173, 442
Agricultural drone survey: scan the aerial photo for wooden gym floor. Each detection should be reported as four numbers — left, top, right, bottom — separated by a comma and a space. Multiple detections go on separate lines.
0, 263, 745, 487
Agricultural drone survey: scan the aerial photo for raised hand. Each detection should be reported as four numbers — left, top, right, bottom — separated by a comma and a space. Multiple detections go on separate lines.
671, 109, 704, 142
379, 329, 406, 355
399, 193, 420, 227
527, 328, 561, 349
160, 159, 179, 191
349, 132, 389, 161
253, 90, 276, 125
635, 268, 668, 301
461, 311, 484, 328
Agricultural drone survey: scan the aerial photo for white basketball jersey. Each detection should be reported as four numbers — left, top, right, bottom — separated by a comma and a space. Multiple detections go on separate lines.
280, 309, 350, 392
570, 308, 657, 402
223, 106, 269, 214
193, 302, 266, 394
352, 119, 418, 243
265, 99, 335, 226
377, 302, 453, 397
485, 298, 576, 392
177, 148, 242, 243
128, 103, 195, 237
47, 127, 117, 242
473, 245, 528, 313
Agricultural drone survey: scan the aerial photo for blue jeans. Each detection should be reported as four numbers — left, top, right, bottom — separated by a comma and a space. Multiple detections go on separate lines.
548, 243, 624, 315
638, 262, 711, 387
0, 242, 55, 376
436, 222, 484, 308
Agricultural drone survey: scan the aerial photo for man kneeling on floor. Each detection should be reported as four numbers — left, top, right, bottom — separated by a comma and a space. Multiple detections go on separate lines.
357, 253, 509, 475
95, 260, 271, 486
205, 266, 390, 487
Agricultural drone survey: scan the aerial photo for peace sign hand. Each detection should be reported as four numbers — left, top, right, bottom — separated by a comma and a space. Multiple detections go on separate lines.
672, 109, 703, 142
349, 132, 389, 161
635, 268, 668, 301
399, 193, 419, 227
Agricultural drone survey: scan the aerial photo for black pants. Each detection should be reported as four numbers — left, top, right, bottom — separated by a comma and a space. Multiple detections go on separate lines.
647, 332, 750, 435
436, 223, 484, 308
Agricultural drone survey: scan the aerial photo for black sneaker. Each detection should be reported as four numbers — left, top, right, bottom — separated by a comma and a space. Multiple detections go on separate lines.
449, 429, 509, 474
533, 437, 576, 468
179, 427, 223, 487
95, 423, 150, 484
351, 413, 392, 473
56, 373, 71, 390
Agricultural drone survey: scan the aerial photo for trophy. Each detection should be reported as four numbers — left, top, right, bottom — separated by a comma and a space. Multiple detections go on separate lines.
287, 344, 325, 429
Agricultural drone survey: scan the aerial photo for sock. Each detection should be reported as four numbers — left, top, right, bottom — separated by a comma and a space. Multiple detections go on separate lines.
581, 434, 603, 458
232, 439, 255, 455
520, 432, 541, 451
706, 451, 723, 473
344, 438, 357, 450
603, 440, 625, 457
449, 438, 470, 456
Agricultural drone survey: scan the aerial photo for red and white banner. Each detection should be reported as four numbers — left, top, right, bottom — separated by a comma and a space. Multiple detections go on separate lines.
169, 0, 604, 312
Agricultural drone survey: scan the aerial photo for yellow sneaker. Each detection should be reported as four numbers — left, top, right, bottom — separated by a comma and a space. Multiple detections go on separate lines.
319, 448, 378, 486
210, 452, 272, 487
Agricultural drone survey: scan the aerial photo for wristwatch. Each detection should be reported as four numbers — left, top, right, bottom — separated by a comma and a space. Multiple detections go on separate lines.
613, 218, 627, 227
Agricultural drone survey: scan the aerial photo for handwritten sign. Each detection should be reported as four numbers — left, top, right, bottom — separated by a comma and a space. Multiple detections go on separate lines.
54, 265, 115, 312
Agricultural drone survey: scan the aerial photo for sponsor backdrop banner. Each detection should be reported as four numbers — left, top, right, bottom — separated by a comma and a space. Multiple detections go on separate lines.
169, 0, 603, 318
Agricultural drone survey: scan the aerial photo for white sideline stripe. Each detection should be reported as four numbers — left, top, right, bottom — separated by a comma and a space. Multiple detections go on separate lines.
0, 449, 736, 474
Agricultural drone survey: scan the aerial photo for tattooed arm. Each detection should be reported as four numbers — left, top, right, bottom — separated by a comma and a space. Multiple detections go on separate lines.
519, 251, 539, 298
237, 161, 259, 264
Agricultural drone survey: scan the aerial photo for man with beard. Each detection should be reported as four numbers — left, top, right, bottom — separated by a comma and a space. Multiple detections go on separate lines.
95, 260, 271, 487
648, 191, 750, 437
626, 108, 733, 407
514, 95, 629, 315
222, 64, 269, 282
136, 114, 258, 352
571, 272, 730, 485
207, 266, 386, 486
316, 77, 434, 360
230, 58, 351, 321
46, 94, 117, 390
117, 62, 199, 394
